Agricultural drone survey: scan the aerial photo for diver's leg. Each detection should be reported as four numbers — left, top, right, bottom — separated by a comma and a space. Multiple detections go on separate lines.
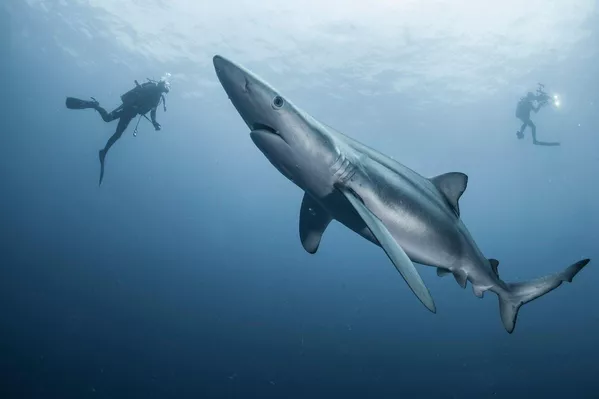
96, 105, 124, 123
517, 118, 527, 139
529, 121, 538, 143
100, 113, 134, 159
98, 112, 134, 185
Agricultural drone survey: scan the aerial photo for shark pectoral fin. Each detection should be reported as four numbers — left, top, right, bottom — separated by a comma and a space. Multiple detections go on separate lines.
437, 268, 451, 277
299, 193, 332, 254
430, 172, 468, 217
338, 187, 436, 313
489, 258, 500, 276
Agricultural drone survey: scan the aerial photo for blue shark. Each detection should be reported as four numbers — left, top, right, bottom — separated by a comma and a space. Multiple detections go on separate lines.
213, 55, 590, 333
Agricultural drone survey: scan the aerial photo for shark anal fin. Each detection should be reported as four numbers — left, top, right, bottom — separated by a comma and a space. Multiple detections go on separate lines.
453, 270, 468, 288
437, 268, 451, 277
489, 258, 499, 276
338, 186, 436, 313
299, 193, 332, 254
473, 285, 485, 298
430, 172, 468, 217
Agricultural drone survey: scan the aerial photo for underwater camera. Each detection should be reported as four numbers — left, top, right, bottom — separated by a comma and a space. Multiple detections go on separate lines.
536, 83, 561, 108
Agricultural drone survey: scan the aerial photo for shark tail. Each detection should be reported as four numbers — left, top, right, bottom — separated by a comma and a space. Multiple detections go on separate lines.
497, 258, 590, 333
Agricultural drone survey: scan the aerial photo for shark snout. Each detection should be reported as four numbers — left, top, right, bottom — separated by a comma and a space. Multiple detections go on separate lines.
212, 55, 231, 74
214, 54, 289, 140
214, 55, 254, 99
213, 54, 254, 128
213, 55, 240, 90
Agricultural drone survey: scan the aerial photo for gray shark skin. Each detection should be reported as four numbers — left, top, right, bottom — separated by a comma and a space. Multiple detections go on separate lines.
213, 54, 590, 333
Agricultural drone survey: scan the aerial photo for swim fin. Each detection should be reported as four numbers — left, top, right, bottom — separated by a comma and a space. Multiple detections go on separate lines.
533, 140, 561, 147
98, 149, 106, 186
66, 96, 99, 110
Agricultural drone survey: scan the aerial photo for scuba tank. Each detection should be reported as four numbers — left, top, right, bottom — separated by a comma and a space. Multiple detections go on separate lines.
121, 74, 170, 107
120, 79, 156, 107
515, 98, 525, 118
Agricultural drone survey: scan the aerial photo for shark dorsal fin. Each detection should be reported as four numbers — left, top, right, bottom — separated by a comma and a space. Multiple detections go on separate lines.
299, 193, 333, 254
489, 258, 500, 276
430, 172, 468, 217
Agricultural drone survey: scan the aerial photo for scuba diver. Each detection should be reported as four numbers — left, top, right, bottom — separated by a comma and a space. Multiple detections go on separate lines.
65, 73, 171, 185
514, 83, 559, 146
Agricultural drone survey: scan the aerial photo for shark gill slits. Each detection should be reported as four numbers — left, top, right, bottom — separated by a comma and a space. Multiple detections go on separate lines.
272, 95, 285, 109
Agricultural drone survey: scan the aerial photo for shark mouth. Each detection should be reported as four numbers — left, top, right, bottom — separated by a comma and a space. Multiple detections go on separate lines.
252, 122, 278, 136
251, 122, 289, 146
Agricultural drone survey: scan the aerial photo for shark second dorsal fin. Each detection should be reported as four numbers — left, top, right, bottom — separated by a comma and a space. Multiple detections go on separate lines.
489, 259, 500, 276
299, 193, 332, 254
430, 172, 468, 217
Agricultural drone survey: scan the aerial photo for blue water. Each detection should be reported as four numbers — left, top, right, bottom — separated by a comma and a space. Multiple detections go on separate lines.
1, 1, 598, 398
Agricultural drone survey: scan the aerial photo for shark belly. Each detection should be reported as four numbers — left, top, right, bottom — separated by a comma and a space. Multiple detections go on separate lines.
345, 159, 476, 269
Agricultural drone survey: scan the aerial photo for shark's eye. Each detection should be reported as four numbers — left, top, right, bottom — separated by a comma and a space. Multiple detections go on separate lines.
272, 95, 285, 109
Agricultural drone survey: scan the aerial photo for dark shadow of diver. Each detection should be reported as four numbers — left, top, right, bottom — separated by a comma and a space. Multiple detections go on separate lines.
534, 140, 561, 147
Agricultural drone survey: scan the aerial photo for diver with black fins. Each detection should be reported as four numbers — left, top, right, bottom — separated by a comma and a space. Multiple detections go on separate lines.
514, 83, 560, 146
66, 73, 171, 185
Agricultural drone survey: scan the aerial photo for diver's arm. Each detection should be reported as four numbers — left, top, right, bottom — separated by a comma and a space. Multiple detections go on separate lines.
150, 107, 161, 130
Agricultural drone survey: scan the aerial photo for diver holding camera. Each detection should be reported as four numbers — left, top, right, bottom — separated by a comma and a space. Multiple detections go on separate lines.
515, 83, 560, 146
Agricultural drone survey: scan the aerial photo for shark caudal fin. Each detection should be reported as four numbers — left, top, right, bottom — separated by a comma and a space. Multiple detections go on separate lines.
497, 259, 590, 333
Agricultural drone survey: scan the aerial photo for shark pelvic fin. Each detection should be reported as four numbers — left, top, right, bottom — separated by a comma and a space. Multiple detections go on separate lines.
299, 193, 332, 254
430, 172, 468, 217
437, 268, 451, 277
453, 270, 468, 288
338, 186, 436, 313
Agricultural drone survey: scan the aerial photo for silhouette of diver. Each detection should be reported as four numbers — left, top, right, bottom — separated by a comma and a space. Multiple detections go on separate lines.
66, 74, 171, 185
515, 85, 559, 146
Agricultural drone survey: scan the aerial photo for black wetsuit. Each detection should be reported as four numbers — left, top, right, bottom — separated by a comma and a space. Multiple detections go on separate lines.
97, 82, 165, 160
516, 97, 541, 143
88, 81, 167, 185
